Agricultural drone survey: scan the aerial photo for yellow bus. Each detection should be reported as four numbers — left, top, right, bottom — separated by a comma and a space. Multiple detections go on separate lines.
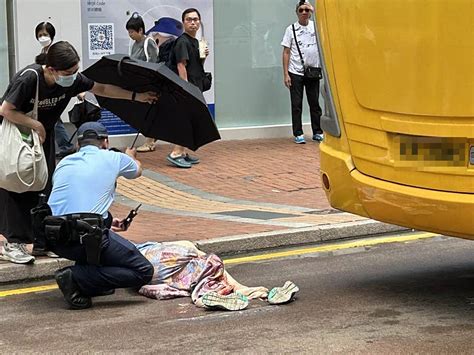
316, 0, 474, 238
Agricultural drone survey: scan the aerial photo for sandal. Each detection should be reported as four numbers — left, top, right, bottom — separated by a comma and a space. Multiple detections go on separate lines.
166, 154, 192, 168
267, 281, 299, 305
136, 143, 155, 152
184, 153, 200, 164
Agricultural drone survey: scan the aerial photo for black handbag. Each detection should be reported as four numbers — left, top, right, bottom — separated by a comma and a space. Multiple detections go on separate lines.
292, 24, 322, 80
202, 72, 212, 92
304, 66, 322, 80
68, 99, 102, 129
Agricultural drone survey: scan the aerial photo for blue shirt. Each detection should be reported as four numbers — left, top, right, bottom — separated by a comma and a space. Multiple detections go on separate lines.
48, 145, 139, 218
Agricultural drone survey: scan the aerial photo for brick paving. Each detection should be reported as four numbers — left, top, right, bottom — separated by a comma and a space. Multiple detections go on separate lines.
137, 138, 329, 209
1, 137, 365, 249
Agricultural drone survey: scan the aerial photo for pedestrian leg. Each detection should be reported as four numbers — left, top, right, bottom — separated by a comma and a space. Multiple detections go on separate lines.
304, 77, 323, 135
289, 72, 305, 137
54, 120, 74, 155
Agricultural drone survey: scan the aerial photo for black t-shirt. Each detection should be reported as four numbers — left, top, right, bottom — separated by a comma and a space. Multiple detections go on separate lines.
172, 33, 205, 91
0, 63, 95, 130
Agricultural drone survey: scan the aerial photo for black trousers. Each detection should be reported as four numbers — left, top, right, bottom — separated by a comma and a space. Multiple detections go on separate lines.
289, 72, 322, 137
51, 230, 153, 297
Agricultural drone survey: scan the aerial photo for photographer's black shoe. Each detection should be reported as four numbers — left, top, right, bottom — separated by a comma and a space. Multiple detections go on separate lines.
55, 268, 92, 310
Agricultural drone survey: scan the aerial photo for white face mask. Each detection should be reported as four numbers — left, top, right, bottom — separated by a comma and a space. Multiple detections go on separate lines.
55, 72, 78, 87
38, 36, 51, 48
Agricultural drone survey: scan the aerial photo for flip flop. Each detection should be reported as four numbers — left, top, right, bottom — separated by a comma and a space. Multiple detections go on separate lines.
267, 281, 299, 305
166, 154, 192, 168
201, 291, 249, 311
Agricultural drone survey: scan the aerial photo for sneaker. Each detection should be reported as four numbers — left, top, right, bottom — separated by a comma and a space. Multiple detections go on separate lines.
166, 154, 192, 168
312, 133, 324, 142
202, 291, 249, 311
0, 242, 35, 264
267, 281, 299, 305
184, 153, 200, 164
32, 246, 59, 258
294, 135, 306, 144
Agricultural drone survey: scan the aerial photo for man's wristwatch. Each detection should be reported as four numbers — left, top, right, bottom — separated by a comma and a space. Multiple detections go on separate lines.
131, 91, 137, 101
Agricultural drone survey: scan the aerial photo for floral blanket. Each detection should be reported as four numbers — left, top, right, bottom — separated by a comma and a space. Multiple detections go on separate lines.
136, 241, 267, 304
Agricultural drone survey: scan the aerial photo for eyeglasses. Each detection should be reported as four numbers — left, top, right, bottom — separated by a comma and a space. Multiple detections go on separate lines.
298, 8, 312, 13
185, 17, 200, 23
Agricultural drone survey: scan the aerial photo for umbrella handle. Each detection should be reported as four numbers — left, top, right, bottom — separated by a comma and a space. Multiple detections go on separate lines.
68, 129, 78, 144
117, 56, 137, 78
131, 132, 140, 149
130, 100, 155, 149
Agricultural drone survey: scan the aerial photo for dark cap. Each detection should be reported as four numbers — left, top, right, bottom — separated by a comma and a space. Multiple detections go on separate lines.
77, 122, 108, 140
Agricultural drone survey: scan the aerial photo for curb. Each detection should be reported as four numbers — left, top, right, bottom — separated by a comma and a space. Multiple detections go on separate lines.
196, 220, 408, 255
0, 220, 408, 285
0, 258, 73, 284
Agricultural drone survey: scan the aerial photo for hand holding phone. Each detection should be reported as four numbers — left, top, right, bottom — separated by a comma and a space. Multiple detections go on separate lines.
120, 204, 142, 231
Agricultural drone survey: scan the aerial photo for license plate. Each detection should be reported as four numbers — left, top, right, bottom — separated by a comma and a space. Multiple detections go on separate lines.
394, 135, 466, 168
470, 145, 474, 165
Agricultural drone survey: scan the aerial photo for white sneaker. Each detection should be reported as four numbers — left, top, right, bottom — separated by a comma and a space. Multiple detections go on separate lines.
0, 243, 35, 264
267, 281, 299, 305
202, 292, 249, 311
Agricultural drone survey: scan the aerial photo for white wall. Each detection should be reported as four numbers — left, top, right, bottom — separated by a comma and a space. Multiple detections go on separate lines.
14, 0, 82, 70
14, 0, 82, 122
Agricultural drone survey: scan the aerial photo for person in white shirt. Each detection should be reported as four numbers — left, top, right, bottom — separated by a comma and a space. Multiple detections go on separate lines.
281, 1, 323, 144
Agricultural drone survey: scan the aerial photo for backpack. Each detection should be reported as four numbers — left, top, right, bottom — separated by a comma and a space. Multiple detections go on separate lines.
158, 37, 177, 69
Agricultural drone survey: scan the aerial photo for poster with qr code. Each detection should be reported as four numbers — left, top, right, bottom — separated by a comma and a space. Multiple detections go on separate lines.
88, 23, 115, 59
81, 0, 214, 135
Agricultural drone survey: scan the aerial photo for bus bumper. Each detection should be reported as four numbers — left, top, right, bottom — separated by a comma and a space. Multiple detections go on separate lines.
320, 143, 474, 239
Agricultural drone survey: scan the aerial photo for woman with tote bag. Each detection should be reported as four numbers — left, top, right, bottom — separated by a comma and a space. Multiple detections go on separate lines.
0, 41, 157, 264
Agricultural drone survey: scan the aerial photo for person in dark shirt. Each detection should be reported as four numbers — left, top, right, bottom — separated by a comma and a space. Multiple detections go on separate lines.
166, 8, 209, 169
34, 21, 76, 159
0, 41, 157, 264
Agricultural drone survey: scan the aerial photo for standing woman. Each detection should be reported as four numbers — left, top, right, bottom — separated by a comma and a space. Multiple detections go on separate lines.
34, 21, 55, 65
0, 41, 157, 264
34, 21, 76, 158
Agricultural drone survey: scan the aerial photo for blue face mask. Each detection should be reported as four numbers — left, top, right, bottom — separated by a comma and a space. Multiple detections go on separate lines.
55, 72, 77, 87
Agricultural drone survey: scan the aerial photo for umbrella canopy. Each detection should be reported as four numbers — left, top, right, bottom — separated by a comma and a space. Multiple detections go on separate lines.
82, 54, 220, 151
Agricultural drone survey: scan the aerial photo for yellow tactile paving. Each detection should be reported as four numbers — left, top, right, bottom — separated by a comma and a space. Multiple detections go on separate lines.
116, 176, 323, 217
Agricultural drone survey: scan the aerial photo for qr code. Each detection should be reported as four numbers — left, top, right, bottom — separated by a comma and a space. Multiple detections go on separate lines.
89, 23, 114, 51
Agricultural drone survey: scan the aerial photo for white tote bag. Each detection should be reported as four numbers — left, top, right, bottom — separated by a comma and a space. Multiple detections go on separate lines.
0, 69, 48, 193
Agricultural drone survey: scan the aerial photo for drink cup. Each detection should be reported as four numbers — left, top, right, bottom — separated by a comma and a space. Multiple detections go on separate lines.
199, 39, 207, 59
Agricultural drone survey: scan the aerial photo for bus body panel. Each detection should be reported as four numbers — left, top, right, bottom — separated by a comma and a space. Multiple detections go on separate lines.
318, 0, 474, 237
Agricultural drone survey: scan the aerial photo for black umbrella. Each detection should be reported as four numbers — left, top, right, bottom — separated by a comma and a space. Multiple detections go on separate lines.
82, 54, 220, 151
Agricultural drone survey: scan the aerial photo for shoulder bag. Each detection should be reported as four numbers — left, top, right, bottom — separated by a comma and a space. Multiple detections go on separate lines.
292, 24, 322, 80
0, 68, 48, 193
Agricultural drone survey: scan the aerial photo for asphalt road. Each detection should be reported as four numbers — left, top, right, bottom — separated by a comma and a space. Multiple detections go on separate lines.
2, 234, 474, 353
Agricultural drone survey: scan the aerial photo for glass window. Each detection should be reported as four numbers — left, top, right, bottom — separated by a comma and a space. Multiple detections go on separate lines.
213, 0, 322, 128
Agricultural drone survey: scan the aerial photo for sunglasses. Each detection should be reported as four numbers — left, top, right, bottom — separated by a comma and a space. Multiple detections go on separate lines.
298, 8, 312, 13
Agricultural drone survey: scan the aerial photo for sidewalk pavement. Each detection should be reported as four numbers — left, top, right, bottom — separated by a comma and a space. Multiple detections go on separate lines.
0, 137, 407, 283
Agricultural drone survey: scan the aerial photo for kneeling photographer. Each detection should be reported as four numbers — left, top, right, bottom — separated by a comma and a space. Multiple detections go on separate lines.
33, 122, 153, 310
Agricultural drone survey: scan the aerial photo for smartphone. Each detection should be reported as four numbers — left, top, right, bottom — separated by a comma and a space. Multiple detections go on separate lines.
120, 204, 142, 231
